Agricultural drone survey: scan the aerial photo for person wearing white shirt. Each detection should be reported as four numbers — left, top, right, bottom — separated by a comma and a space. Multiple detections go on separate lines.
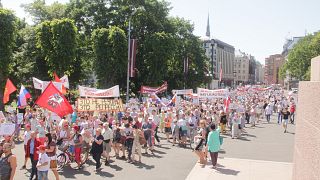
102, 123, 113, 165
22, 124, 32, 169
151, 110, 160, 145
37, 145, 50, 180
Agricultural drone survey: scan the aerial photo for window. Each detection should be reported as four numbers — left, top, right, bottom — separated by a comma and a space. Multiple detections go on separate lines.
243, 70, 245, 73
238, 70, 241, 73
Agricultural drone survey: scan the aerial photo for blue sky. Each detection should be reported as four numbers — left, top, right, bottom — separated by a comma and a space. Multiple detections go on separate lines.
2, 0, 320, 64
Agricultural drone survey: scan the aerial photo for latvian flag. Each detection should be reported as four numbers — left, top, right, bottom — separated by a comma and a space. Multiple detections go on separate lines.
129, 39, 138, 77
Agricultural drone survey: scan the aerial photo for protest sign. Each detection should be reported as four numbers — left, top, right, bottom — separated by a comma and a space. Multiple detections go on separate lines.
197, 88, 229, 99
0, 111, 6, 121
78, 85, 120, 98
0, 123, 16, 136
172, 89, 193, 95
140, 82, 168, 94
77, 98, 123, 112
17, 113, 24, 124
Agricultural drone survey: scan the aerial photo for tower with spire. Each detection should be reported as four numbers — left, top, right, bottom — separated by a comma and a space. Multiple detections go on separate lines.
206, 13, 210, 38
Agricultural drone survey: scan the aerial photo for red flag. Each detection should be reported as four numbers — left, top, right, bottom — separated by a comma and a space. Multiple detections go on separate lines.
53, 72, 66, 94
224, 96, 231, 112
35, 81, 73, 118
129, 39, 138, 77
3, 78, 17, 104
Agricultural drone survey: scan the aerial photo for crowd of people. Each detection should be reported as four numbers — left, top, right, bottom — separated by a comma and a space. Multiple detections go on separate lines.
0, 85, 297, 180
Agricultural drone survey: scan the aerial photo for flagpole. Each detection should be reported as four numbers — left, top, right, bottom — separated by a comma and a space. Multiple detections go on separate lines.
126, 17, 131, 103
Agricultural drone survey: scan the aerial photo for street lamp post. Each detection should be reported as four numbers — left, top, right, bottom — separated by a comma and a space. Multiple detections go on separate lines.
126, 18, 132, 103
126, 8, 142, 103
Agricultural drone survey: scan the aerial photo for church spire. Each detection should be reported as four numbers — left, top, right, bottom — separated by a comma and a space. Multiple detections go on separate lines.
206, 13, 210, 38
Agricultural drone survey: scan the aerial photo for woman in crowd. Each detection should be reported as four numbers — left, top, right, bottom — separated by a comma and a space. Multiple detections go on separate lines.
132, 125, 143, 163
194, 120, 207, 165
72, 125, 83, 169
90, 128, 104, 170
207, 123, 221, 168
124, 123, 134, 162
45, 133, 59, 180
102, 122, 113, 165
22, 124, 31, 169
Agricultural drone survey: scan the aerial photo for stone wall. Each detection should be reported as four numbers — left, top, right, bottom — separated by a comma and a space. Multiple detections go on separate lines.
292, 55, 320, 180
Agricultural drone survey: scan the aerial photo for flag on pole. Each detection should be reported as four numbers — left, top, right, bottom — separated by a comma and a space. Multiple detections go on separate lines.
53, 72, 67, 94
219, 64, 223, 82
32, 77, 43, 90
184, 57, 189, 74
60, 75, 69, 89
129, 39, 138, 77
3, 78, 17, 104
35, 81, 73, 118
18, 85, 31, 107
224, 96, 231, 112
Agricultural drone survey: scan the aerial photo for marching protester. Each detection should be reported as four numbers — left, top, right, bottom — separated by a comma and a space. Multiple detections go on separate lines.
45, 133, 59, 180
0, 143, 17, 180
22, 124, 31, 169
102, 122, 113, 166
36, 145, 50, 180
26, 131, 41, 180
90, 128, 104, 171
207, 124, 221, 168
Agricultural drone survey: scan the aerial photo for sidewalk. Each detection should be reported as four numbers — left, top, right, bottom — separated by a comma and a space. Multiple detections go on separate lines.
186, 157, 292, 180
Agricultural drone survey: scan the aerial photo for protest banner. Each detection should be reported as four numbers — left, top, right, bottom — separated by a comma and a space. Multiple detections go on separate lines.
78, 85, 120, 98
17, 113, 24, 124
172, 89, 193, 95
140, 82, 168, 94
0, 123, 16, 136
0, 111, 5, 121
197, 88, 229, 99
77, 98, 123, 112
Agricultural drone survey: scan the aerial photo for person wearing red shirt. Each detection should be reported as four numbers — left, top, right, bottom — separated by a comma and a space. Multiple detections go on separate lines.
26, 131, 41, 180
290, 103, 296, 124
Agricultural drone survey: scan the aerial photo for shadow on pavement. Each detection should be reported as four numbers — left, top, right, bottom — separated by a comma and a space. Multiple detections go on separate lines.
237, 137, 251, 141
59, 166, 92, 178
109, 164, 123, 171
215, 167, 240, 176
133, 162, 155, 170
241, 133, 257, 138
95, 170, 114, 177
219, 149, 226, 154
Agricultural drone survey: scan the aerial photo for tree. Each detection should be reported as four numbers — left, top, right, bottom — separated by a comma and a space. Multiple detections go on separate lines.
280, 32, 320, 81
0, 8, 17, 110
36, 18, 78, 77
22, 0, 67, 24
92, 26, 127, 88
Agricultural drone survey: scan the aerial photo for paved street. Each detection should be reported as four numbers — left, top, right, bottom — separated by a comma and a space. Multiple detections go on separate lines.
12, 113, 295, 180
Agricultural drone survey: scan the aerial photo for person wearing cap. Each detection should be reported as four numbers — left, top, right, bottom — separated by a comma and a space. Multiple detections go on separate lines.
0, 143, 17, 180
72, 125, 83, 169
36, 145, 50, 180
26, 131, 41, 180
22, 124, 32, 169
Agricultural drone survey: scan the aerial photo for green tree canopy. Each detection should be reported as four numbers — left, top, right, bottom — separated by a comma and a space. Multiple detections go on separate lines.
0, 8, 17, 110
36, 18, 77, 76
281, 32, 320, 81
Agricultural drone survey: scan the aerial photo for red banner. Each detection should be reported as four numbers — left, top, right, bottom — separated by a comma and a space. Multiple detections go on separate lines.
140, 82, 168, 94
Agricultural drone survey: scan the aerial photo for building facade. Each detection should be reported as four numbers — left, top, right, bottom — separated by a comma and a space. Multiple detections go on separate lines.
255, 61, 265, 84
202, 39, 235, 87
234, 53, 249, 85
264, 54, 285, 85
